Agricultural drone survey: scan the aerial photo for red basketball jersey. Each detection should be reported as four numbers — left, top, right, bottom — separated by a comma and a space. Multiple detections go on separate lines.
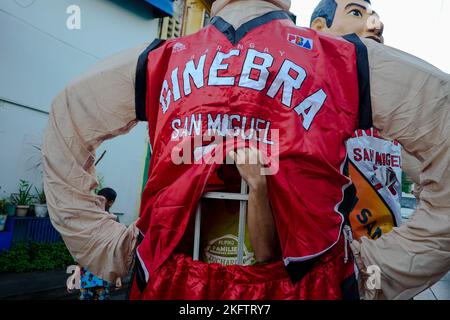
134, 11, 371, 283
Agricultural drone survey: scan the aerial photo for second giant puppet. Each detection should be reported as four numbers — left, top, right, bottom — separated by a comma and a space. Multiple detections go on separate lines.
310, 0, 403, 241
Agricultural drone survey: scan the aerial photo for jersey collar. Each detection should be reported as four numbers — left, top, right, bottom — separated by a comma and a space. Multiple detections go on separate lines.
210, 10, 296, 45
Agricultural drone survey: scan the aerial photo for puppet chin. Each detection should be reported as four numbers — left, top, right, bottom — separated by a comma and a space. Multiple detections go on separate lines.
265, 0, 291, 11
211, 0, 291, 17
211, 0, 232, 16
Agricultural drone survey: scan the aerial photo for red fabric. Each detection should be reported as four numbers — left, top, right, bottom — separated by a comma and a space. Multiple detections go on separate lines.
136, 16, 361, 277
130, 238, 355, 300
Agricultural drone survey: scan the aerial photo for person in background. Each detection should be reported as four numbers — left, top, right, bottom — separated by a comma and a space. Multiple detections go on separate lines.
79, 187, 120, 300
97, 187, 117, 213
79, 267, 111, 300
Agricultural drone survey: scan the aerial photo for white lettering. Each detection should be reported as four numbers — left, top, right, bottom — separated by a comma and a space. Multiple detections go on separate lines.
160, 80, 171, 114
171, 118, 182, 140
209, 50, 240, 86
229, 114, 241, 136
183, 54, 206, 96
238, 49, 274, 91
294, 89, 327, 130
208, 113, 222, 134
171, 67, 181, 101
267, 60, 306, 107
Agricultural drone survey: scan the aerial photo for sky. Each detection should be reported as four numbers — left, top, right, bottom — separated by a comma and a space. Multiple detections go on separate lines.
291, 0, 450, 73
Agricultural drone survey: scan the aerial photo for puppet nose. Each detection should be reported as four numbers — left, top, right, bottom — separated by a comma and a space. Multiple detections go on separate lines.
366, 15, 384, 42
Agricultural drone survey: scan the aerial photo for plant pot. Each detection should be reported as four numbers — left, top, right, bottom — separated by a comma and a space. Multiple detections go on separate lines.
34, 204, 48, 218
0, 215, 7, 231
6, 203, 16, 216
16, 205, 29, 217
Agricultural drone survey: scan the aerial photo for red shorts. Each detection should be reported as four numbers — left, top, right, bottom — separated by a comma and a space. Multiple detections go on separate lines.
129, 238, 356, 300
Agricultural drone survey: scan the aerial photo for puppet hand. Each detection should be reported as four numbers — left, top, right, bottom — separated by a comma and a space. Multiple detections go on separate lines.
350, 239, 383, 300
350, 239, 365, 271
228, 147, 266, 190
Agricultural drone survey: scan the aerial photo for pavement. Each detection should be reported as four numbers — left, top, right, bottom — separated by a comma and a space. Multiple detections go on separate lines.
413, 272, 450, 300
0, 270, 128, 300
400, 213, 450, 300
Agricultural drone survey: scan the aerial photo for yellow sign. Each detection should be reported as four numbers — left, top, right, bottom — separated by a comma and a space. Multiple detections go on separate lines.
348, 161, 396, 240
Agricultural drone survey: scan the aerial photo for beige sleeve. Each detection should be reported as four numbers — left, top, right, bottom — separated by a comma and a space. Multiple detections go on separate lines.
356, 38, 450, 300
43, 43, 149, 282
402, 150, 421, 185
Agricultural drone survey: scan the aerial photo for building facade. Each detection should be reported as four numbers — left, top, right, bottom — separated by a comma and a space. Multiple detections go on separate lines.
0, 0, 168, 225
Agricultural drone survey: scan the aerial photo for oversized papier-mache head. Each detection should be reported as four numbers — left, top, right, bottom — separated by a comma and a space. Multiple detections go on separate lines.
310, 0, 384, 43
212, 0, 292, 16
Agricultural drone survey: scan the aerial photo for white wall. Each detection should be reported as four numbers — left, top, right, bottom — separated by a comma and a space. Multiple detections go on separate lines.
95, 124, 150, 225
0, 101, 49, 195
0, 0, 160, 225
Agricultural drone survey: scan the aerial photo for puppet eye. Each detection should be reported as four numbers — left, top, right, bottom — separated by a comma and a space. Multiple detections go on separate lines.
348, 9, 363, 17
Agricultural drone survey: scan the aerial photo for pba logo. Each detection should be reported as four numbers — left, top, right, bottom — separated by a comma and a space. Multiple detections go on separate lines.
288, 34, 313, 50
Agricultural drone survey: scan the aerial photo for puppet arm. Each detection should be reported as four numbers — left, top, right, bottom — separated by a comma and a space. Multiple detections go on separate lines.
230, 148, 277, 263
43, 43, 149, 282
352, 38, 450, 300
402, 149, 421, 186
247, 181, 277, 263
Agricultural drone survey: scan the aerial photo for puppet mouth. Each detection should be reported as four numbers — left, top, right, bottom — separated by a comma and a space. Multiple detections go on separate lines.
366, 36, 382, 43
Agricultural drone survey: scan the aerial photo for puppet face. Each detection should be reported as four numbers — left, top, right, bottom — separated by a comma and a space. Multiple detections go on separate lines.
312, 0, 384, 43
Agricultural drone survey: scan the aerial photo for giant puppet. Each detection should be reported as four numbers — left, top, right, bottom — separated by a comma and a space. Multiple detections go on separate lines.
43, 0, 450, 300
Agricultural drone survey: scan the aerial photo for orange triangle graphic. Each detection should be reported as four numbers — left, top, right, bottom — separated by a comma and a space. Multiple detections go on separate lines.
348, 161, 396, 240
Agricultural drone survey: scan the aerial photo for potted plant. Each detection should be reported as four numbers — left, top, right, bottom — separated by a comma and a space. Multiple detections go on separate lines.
1, 187, 15, 216
0, 199, 7, 231
34, 186, 48, 218
5, 198, 16, 217
11, 180, 34, 217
